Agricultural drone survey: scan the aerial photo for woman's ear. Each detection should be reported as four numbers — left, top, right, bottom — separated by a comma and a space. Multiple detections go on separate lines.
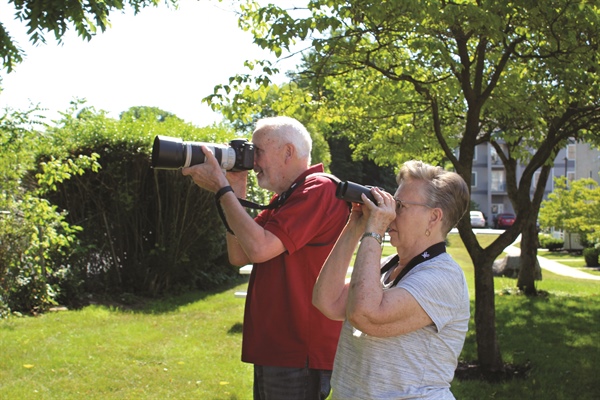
430, 207, 444, 226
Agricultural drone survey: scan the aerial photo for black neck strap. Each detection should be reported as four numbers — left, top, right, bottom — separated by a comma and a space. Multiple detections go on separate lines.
216, 173, 343, 235
381, 241, 446, 287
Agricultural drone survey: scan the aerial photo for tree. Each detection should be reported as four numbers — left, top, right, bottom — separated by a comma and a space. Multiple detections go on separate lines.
539, 177, 600, 246
207, 0, 600, 376
1, 0, 174, 72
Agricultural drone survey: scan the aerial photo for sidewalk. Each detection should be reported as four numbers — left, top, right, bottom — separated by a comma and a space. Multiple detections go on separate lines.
504, 244, 600, 281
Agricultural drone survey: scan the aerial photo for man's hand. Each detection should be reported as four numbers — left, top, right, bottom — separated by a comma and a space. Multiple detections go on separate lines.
181, 146, 229, 192
225, 169, 249, 196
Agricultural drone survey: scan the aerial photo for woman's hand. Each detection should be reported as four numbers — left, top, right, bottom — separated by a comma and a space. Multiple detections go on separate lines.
345, 201, 368, 234
360, 187, 396, 235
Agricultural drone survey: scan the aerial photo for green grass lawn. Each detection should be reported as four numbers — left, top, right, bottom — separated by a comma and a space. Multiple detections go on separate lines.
0, 289, 253, 399
1, 234, 599, 399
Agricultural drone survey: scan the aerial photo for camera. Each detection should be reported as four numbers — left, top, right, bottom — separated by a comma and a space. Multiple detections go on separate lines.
336, 181, 377, 204
151, 135, 254, 171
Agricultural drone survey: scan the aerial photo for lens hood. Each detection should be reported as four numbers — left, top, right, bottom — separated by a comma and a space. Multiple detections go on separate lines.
152, 135, 185, 169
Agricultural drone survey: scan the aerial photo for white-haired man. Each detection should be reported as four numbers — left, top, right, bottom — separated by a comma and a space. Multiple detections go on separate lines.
183, 116, 349, 399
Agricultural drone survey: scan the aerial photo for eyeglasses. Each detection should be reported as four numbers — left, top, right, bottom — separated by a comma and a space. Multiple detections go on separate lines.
394, 198, 432, 212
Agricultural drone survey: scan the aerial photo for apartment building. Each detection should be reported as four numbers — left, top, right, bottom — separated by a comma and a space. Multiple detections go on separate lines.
469, 141, 600, 227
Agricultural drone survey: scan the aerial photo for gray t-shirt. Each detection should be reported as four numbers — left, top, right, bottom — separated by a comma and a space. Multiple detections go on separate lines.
331, 252, 470, 399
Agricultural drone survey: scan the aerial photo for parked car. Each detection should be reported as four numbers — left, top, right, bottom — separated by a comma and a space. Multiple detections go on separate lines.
470, 211, 486, 228
494, 213, 516, 229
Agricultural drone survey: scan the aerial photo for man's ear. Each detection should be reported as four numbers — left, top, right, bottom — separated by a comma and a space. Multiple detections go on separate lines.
284, 143, 295, 162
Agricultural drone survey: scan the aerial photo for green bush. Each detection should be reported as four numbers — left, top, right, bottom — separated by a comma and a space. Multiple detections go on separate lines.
583, 247, 599, 267
539, 234, 564, 251
40, 106, 243, 299
1, 108, 90, 315
1, 104, 247, 315
0, 194, 85, 315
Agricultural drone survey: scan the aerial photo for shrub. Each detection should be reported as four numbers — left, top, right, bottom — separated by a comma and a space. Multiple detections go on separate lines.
1, 108, 91, 315
0, 194, 86, 314
38, 106, 242, 300
539, 234, 564, 251
1, 104, 250, 315
583, 247, 599, 267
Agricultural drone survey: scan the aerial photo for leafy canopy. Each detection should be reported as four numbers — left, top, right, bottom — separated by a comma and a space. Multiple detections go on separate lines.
209, 0, 600, 169
1, 0, 175, 72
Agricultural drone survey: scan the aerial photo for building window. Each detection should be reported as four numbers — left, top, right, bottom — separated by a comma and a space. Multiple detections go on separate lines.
472, 172, 477, 187
491, 170, 506, 192
567, 144, 576, 160
490, 147, 499, 164
491, 204, 504, 215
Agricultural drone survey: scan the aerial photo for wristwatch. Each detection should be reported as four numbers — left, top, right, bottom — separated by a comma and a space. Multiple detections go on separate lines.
361, 231, 383, 246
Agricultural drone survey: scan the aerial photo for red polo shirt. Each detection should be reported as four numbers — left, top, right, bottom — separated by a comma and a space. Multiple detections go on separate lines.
241, 164, 348, 370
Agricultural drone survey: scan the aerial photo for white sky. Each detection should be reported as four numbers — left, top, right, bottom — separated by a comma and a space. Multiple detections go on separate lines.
0, 0, 297, 127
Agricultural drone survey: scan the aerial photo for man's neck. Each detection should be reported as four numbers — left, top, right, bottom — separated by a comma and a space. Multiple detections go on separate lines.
274, 163, 313, 195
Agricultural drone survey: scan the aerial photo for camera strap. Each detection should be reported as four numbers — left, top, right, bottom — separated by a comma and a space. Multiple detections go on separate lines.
216, 173, 344, 235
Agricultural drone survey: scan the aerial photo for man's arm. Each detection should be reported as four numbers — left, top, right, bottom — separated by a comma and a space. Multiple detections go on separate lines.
182, 146, 286, 266
218, 190, 286, 265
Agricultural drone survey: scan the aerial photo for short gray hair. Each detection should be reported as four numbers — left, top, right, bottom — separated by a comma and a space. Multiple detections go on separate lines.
254, 116, 312, 163
397, 160, 469, 235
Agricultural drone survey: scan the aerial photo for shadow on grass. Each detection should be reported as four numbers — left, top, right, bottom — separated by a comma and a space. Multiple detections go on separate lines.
456, 290, 600, 395
83, 275, 249, 315
228, 322, 244, 334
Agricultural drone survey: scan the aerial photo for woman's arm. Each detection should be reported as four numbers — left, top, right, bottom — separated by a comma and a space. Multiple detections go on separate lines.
345, 189, 433, 337
312, 219, 362, 320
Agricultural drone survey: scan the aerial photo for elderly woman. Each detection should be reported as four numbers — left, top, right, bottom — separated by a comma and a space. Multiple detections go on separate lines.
313, 160, 470, 399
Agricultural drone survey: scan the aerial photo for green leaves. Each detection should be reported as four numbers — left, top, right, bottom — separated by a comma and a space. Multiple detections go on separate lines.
214, 0, 600, 203
36, 154, 101, 193
2, 0, 170, 72
539, 177, 600, 245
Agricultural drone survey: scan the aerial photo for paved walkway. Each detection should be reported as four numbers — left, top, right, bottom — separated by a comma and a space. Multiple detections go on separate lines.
504, 244, 600, 281
469, 229, 600, 281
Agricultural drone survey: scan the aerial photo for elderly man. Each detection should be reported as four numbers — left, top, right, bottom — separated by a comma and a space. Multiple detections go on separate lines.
182, 116, 349, 400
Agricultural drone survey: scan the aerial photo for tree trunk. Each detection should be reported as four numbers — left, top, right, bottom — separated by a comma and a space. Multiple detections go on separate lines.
459, 219, 509, 374
473, 252, 505, 373
515, 164, 551, 295
517, 220, 540, 295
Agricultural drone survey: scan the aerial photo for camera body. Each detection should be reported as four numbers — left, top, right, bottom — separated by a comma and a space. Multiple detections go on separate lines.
151, 135, 254, 171
335, 181, 377, 204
